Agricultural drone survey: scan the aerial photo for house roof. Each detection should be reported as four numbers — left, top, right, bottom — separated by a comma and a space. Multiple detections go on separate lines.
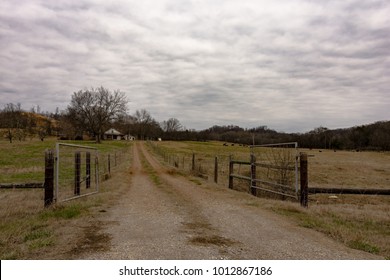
104, 128, 123, 135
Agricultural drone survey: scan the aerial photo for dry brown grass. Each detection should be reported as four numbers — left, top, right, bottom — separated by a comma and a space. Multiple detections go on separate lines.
189, 235, 237, 247
0, 141, 135, 259
263, 196, 390, 258
306, 149, 390, 189
0, 189, 52, 258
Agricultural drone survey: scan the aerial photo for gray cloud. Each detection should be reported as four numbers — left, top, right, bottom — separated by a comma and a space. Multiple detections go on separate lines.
0, 0, 389, 132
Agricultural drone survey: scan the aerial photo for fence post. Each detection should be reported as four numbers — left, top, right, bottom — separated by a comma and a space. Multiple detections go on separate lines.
228, 155, 233, 189
86, 152, 91, 189
300, 153, 308, 207
192, 153, 195, 171
44, 149, 54, 207
214, 156, 218, 183
250, 154, 257, 196
74, 151, 81, 195
95, 155, 99, 190
174, 156, 179, 168
108, 154, 111, 175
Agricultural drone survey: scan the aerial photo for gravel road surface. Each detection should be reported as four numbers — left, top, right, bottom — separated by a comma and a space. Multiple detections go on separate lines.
73, 142, 377, 260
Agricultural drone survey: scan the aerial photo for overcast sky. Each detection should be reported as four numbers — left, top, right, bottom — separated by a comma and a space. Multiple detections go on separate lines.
1, 0, 389, 132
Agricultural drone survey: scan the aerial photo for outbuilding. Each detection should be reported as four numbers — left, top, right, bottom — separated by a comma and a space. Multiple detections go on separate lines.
104, 128, 123, 140
104, 128, 135, 141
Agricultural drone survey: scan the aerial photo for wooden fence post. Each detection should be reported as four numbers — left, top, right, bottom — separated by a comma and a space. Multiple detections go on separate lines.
300, 153, 308, 207
108, 154, 111, 175
229, 155, 233, 189
95, 156, 99, 187
86, 152, 91, 189
250, 154, 257, 196
74, 151, 81, 195
192, 153, 195, 171
174, 156, 179, 168
214, 156, 218, 183
44, 149, 54, 207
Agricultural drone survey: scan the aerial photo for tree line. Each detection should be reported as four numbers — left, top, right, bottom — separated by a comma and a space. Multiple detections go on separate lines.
195, 123, 390, 151
1, 87, 389, 150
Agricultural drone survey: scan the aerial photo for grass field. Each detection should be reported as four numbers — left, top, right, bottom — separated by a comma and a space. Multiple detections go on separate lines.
307, 149, 390, 189
0, 137, 132, 184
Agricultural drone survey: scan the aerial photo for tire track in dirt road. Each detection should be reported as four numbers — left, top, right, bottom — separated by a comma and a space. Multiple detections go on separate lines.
77, 142, 237, 259
77, 142, 379, 260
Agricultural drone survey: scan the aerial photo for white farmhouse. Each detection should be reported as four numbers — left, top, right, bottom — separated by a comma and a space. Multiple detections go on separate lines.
104, 128, 135, 141
104, 128, 123, 140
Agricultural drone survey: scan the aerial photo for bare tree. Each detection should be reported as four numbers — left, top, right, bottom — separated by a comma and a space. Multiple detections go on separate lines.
67, 87, 128, 143
58, 114, 79, 140
161, 117, 183, 140
0, 103, 25, 143
37, 118, 52, 141
134, 109, 153, 140
133, 109, 162, 140
162, 118, 182, 133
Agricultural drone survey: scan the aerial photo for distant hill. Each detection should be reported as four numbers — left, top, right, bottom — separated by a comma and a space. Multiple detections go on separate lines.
0, 110, 58, 142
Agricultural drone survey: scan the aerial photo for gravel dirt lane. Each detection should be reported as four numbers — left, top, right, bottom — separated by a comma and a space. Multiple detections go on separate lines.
73, 142, 378, 260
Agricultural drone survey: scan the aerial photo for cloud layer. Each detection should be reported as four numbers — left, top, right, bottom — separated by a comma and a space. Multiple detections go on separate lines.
1, 0, 389, 132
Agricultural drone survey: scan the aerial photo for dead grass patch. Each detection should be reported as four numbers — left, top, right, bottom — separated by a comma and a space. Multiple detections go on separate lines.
182, 221, 212, 231
166, 168, 180, 176
67, 222, 111, 256
189, 235, 236, 247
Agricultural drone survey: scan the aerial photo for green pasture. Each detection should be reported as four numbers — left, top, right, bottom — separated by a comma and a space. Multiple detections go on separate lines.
0, 138, 132, 184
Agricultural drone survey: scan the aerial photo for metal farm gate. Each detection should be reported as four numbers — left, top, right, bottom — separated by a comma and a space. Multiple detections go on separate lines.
55, 143, 99, 203
249, 142, 299, 199
229, 142, 305, 203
